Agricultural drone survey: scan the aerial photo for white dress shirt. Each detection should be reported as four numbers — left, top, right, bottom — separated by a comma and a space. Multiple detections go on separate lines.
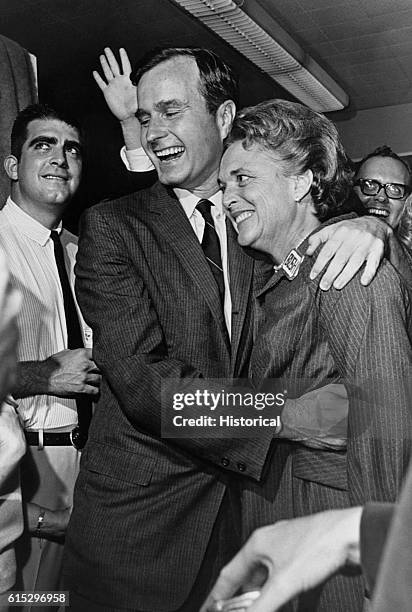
121, 147, 233, 336
0, 198, 90, 430
120, 145, 155, 173
173, 188, 232, 337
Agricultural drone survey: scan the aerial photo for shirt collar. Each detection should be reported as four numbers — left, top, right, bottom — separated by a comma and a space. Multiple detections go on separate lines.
4, 197, 62, 246
173, 188, 224, 219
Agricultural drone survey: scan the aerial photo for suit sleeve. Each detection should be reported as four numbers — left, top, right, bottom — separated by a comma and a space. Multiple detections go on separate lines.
360, 503, 394, 596
318, 262, 412, 504
387, 232, 412, 293
120, 146, 155, 173
75, 205, 273, 481
370, 457, 412, 610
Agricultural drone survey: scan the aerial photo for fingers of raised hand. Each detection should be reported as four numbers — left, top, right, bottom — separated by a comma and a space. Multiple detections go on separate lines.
119, 47, 132, 75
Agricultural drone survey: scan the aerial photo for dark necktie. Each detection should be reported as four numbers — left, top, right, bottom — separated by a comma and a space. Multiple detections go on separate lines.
50, 230, 92, 445
196, 199, 225, 303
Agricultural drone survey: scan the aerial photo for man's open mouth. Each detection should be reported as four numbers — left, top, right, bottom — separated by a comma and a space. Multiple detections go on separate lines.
42, 175, 68, 182
235, 211, 254, 225
154, 146, 185, 162
366, 207, 389, 218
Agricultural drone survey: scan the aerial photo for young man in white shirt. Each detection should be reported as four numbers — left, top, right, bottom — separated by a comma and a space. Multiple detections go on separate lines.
1, 104, 100, 605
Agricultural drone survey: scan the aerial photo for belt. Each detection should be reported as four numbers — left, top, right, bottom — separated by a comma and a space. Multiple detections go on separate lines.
24, 426, 87, 450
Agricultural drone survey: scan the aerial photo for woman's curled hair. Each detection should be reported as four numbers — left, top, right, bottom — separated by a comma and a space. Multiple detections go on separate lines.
226, 99, 353, 219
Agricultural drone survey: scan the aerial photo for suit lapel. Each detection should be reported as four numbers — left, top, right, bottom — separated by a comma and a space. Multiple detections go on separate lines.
227, 219, 254, 372
148, 184, 229, 343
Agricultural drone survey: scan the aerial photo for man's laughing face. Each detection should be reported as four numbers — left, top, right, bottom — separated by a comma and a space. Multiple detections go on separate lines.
137, 56, 224, 192
355, 156, 411, 229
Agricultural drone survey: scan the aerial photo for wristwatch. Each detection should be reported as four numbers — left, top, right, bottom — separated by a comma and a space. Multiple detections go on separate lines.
35, 508, 46, 538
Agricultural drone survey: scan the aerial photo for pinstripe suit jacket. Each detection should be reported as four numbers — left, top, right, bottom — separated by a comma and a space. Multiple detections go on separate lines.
244, 225, 412, 611
371, 457, 412, 611
63, 182, 274, 611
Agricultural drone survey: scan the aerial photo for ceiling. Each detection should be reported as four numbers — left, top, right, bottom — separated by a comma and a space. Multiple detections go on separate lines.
3, 0, 412, 116
258, 0, 412, 114
1, 0, 287, 222
1, 0, 283, 118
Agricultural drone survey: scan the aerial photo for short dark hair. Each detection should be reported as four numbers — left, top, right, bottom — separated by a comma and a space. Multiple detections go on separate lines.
357, 145, 411, 185
11, 103, 82, 159
131, 47, 239, 115
226, 98, 352, 220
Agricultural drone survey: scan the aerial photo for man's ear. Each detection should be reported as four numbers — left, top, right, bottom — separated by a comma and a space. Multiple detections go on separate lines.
216, 100, 236, 140
4, 156, 19, 181
293, 169, 314, 203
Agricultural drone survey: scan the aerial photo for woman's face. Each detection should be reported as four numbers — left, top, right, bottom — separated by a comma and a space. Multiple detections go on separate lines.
219, 141, 299, 261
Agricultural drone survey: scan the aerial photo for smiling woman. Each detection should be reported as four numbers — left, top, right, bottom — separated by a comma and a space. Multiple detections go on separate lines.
220, 140, 319, 262
219, 99, 351, 262
219, 98, 412, 612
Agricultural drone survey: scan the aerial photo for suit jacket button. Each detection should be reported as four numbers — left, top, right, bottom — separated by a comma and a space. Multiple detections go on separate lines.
237, 462, 246, 472
221, 457, 230, 467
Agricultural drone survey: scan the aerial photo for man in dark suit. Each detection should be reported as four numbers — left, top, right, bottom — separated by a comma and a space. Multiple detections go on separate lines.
64, 47, 272, 612
63, 47, 391, 611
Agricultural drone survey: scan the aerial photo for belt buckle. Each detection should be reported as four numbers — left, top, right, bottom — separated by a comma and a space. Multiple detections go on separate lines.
69, 426, 87, 451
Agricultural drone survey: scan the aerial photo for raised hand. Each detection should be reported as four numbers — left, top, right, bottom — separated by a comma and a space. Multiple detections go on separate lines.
93, 47, 137, 121
94, 47, 143, 152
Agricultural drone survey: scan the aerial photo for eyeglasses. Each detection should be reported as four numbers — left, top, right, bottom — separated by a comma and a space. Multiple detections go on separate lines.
355, 178, 411, 200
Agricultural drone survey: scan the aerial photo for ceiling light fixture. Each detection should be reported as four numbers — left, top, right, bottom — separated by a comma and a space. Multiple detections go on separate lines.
172, 0, 349, 111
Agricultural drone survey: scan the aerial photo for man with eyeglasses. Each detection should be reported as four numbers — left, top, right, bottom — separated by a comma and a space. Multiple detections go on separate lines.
354, 146, 412, 237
